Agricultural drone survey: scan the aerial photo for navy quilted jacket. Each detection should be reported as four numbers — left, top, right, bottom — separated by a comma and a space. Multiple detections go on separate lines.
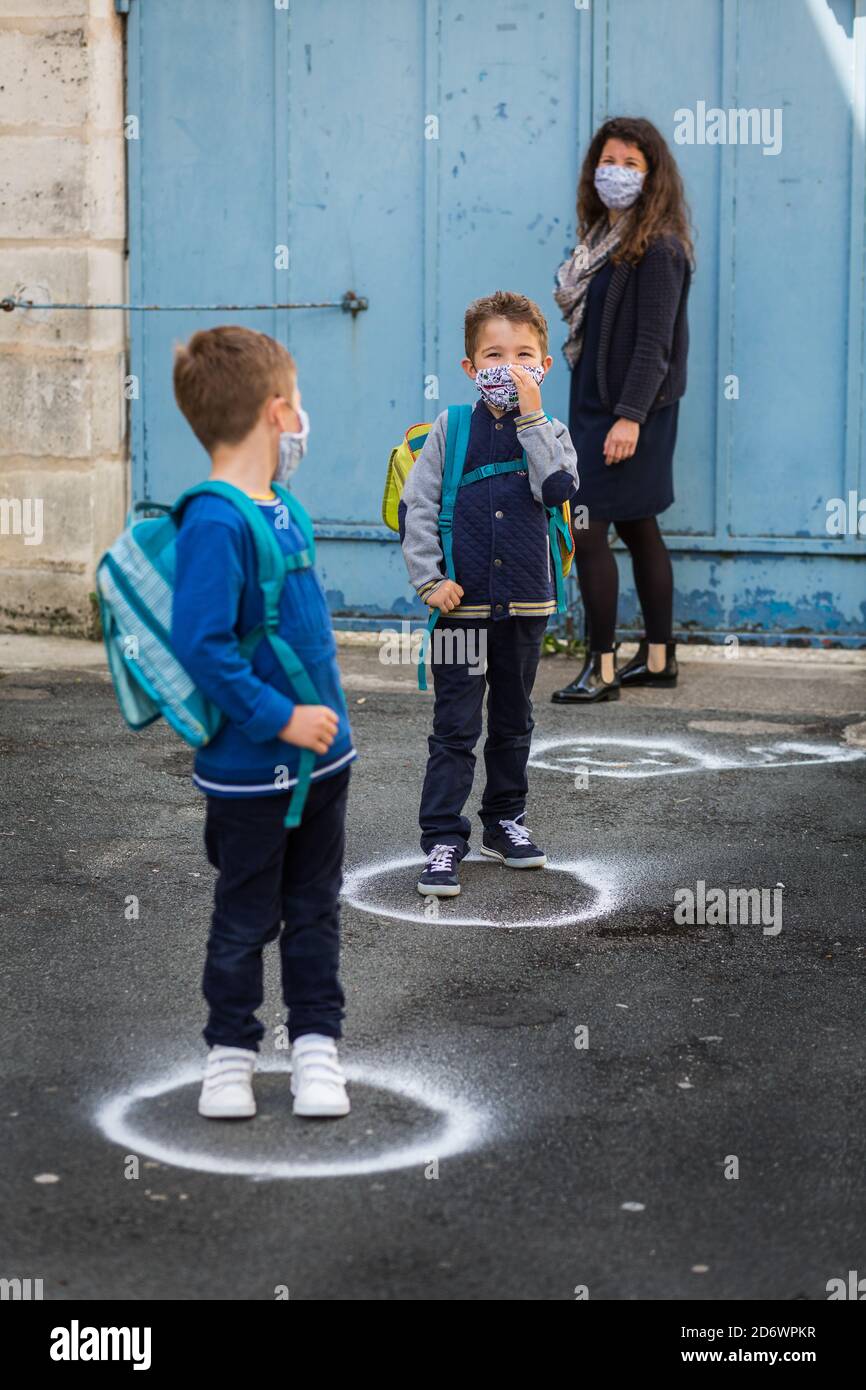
398, 401, 579, 621
598, 235, 691, 424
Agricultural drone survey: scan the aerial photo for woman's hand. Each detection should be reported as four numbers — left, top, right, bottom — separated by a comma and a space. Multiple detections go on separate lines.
603, 417, 640, 465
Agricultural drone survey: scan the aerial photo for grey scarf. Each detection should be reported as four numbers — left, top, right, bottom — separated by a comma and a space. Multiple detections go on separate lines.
554, 216, 625, 368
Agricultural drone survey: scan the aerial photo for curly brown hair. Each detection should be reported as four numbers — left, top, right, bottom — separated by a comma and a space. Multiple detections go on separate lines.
577, 116, 694, 267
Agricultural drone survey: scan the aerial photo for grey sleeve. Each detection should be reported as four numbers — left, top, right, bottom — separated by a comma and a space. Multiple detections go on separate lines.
517, 413, 580, 505
400, 411, 448, 600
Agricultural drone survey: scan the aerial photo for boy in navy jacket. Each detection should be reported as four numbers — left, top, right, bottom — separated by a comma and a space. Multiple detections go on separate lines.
171, 326, 355, 1119
399, 291, 579, 896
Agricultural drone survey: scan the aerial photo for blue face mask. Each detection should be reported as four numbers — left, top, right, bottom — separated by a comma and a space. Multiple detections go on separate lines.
275, 407, 310, 484
594, 164, 645, 210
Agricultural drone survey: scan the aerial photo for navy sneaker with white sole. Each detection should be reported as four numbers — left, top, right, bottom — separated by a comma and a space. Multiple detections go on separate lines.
480, 818, 547, 869
417, 842, 462, 897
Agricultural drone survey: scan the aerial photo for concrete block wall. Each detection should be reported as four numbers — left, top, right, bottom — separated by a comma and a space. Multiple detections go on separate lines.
0, 0, 127, 636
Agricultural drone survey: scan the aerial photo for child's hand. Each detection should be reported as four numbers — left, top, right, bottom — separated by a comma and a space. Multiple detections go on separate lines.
508, 364, 543, 416
427, 579, 464, 613
278, 705, 339, 753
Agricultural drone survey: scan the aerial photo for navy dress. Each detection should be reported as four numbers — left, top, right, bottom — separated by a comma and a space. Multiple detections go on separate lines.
569, 259, 679, 522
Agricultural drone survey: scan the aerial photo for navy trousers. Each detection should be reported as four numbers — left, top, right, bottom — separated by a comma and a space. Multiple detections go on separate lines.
202, 766, 349, 1051
419, 616, 548, 856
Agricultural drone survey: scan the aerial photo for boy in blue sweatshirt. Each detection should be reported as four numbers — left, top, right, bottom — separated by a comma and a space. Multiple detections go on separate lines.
171, 326, 356, 1120
399, 291, 579, 897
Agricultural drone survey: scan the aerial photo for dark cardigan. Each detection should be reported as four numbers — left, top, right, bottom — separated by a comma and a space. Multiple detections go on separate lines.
597, 235, 691, 425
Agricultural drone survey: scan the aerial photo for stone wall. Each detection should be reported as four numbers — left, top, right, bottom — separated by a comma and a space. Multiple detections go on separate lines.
0, 0, 127, 636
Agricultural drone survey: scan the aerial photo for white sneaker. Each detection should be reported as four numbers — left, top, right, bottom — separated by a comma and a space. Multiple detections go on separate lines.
291, 1034, 350, 1118
198, 1045, 257, 1119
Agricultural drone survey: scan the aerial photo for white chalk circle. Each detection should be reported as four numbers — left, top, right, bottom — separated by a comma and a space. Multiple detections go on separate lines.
342, 855, 620, 928
530, 734, 866, 780
96, 1059, 488, 1180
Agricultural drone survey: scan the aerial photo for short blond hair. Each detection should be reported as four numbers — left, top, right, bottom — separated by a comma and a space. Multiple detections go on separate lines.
173, 325, 296, 453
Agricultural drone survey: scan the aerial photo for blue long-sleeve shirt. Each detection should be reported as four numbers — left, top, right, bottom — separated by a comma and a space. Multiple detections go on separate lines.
171, 491, 356, 797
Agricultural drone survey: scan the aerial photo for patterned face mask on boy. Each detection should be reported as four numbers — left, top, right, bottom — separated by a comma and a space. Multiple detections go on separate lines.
275, 406, 310, 484
594, 164, 645, 210
474, 363, 545, 411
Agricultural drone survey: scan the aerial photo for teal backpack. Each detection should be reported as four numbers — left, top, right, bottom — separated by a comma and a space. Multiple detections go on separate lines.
96, 480, 320, 828
417, 403, 574, 690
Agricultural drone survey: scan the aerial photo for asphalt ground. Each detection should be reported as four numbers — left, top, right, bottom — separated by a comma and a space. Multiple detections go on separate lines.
1, 645, 865, 1301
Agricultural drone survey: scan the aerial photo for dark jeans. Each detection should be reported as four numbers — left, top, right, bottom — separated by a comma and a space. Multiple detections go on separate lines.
419, 616, 548, 856
202, 766, 350, 1051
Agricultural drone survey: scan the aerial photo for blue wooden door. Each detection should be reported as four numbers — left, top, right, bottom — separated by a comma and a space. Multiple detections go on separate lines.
589, 0, 866, 642
124, 0, 865, 640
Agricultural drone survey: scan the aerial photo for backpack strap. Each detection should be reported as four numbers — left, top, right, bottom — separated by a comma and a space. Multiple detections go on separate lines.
547, 507, 571, 615
524, 413, 570, 616
418, 404, 473, 692
531, 414, 572, 615
174, 480, 321, 828
438, 403, 473, 580
272, 482, 316, 562
458, 458, 526, 489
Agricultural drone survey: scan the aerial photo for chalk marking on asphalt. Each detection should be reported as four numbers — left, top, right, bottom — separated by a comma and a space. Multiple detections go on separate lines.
342, 857, 620, 929
96, 1059, 489, 1180
529, 734, 865, 779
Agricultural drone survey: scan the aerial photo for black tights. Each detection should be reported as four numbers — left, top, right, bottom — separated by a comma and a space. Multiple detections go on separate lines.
573, 516, 673, 652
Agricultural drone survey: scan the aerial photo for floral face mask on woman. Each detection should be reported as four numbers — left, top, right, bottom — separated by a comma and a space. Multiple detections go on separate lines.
594, 164, 646, 210
474, 363, 545, 411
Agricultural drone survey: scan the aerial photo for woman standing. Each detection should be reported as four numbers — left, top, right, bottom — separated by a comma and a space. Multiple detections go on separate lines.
551, 117, 692, 704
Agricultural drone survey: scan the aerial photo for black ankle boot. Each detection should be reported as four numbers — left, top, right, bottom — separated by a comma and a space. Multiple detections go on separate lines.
617, 639, 678, 687
551, 651, 621, 704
